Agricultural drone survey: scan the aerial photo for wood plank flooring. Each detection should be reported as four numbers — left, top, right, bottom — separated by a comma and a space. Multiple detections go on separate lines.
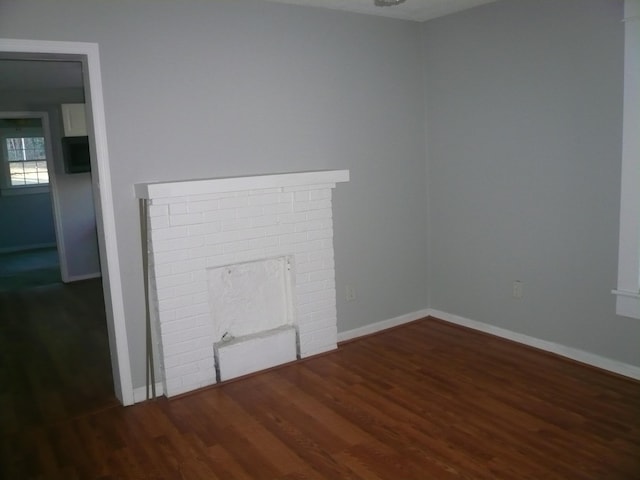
0, 279, 119, 432
2, 315, 639, 479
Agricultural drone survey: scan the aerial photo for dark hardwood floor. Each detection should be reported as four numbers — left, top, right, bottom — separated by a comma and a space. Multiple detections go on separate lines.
1, 312, 639, 479
0, 279, 118, 432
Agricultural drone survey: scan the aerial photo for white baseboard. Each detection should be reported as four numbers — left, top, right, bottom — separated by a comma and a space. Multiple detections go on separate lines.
337, 308, 430, 343
429, 309, 640, 381
133, 382, 164, 403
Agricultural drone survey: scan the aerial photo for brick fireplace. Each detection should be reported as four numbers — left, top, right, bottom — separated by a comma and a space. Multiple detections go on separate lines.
135, 170, 349, 397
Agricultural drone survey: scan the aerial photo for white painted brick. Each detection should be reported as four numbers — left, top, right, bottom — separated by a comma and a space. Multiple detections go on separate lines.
278, 192, 293, 203
188, 199, 219, 213
236, 226, 271, 241
297, 288, 335, 306
278, 212, 307, 224
308, 248, 333, 262
157, 309, 177, 324
222, 218, 251, 231
222, 240, 249, 254
263, 246, 289, 258
164, 363, 199, 381
308, 199, 332, 211
307, 228, 333, 241
165, 377, 183, 396
293, 201, 310, 213
296, 298, 334, 316
309, 189, 331, 200
236, 206, 265, 218
295, 280, 329, 295
266, 223, 295, 236
155, 273, 192, 290
153, 235, 204, 253
279, 232, 308, 246
148, 204, 169, 217
187, 244, 224, 260
188, 222, 222, 236
296, 272, 311, 285
151, 263, 172, 278
151, 226, 188, 241
296, 219, 332, 232
301, 314, 337, 333
163, 347, 211, 368
160, 316, 202, 334
233, 249, 271, 264
174, 302, 210, 320
295, 260, 324, 274
309, 268, 335, 282
202, 209, 237, 222
306, 208, 332, 220
205, 230, 239, 245
311, 306, 337, 324
170, 213, 204, 226
158, 295, 193, 312
162, 338, 201, 357
262, 202, 293, 216
205, 254, 238, 268
250, 214, 279, 228
293, 239, 324, 254
150, 215, 170, 229
249, 193, 280, 205
161, 324, 211, 345
248, 236, 279, 250
169, 259, 202, 275
169, 203, 188, 215
294, 191, 309, 202
153, 248, 190, 265
173, 282, 208, 298
219, 196, 248, 209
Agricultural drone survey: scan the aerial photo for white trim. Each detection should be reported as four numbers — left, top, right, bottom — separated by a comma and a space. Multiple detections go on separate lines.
337, 308, 430, 342
135, 169, 350, 199
0, 38, 133, 405
337, 307, 640, 381
614, 0, 640, 319
429, 309, 640, 381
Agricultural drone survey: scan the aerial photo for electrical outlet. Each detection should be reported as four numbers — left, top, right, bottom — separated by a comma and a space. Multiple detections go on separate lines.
346, 285, 356, 301
512, 280, 523, 299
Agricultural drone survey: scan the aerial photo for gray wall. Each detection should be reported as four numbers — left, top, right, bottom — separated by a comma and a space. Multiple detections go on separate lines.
0, 89, 101, 279
0, 191, 56, 251
422, 0, 640, 366
0, 0, 430, 388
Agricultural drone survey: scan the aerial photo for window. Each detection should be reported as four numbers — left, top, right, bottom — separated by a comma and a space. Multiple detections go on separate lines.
5, 136, 49, 186
0, 114, 51, 195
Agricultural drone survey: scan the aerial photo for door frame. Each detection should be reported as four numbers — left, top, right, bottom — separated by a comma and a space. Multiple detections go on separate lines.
0, 38, 133, 405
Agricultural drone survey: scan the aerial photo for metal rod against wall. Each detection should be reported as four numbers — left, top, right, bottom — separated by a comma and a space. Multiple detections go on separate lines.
139, 198, 156, 400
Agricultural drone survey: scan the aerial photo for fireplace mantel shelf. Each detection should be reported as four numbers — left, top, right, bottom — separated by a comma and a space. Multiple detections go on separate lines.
135, 170, 349, 200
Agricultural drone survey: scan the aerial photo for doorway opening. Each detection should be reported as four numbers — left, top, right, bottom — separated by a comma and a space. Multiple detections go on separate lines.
0, 39, 132, 405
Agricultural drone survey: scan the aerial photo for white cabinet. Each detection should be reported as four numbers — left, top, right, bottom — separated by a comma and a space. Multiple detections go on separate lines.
61, 103, 87, 136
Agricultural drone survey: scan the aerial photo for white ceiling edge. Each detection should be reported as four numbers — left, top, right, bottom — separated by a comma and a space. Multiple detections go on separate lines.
260, 0, 496, 22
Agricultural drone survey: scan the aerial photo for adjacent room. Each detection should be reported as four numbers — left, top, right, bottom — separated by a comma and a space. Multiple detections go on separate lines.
0, 0, 638, 478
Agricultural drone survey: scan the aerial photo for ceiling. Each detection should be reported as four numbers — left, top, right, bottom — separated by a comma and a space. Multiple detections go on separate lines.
260, 0, 496, 21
